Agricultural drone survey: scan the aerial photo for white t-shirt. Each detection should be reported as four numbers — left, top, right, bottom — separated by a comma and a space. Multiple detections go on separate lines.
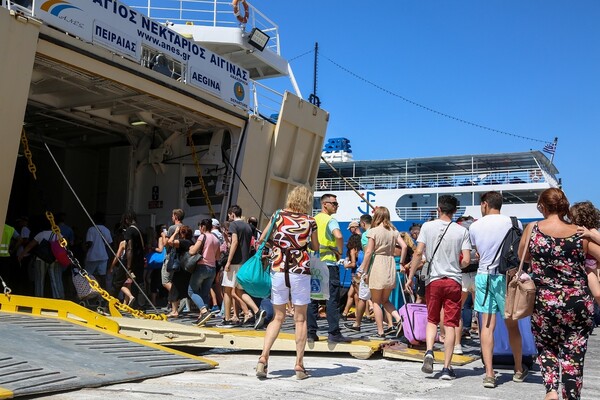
85, 225, 113, 262
417, 219, 471, 285
469, 214, 523, 274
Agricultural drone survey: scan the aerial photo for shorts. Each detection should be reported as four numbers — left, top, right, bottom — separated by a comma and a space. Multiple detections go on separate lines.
474, 273, 506, 315
270, 271, 311, 306
161, 255, 174, 285
85, 259, 108, 276
461, 271, 476, 293
425, 278, 462, 327
221, 263, 241, 288
416, 276, 426, 298
358, 277, 371, 301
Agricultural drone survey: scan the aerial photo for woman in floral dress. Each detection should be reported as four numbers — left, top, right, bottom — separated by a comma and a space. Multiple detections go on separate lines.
518, 188, 600, 400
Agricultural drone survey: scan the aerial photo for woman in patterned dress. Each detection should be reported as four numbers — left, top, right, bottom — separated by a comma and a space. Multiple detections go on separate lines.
518, 188, 600, 400
256, 186, 319, 380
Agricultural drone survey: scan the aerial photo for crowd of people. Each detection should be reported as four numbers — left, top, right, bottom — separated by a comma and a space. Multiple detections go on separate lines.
1, 187, 599, 399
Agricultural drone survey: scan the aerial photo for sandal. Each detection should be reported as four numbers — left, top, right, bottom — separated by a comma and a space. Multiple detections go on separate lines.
256, 357, 268, 379
294, 365, 309, 380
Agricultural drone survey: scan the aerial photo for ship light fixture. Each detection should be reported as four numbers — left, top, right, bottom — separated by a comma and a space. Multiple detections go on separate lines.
129, 117, 147, 126
247, 27, 270, 51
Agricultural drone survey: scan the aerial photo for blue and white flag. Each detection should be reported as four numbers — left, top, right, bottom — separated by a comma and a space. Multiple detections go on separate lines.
543, 142, 556, 155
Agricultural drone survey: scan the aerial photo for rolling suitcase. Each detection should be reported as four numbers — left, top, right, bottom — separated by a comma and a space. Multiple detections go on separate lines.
398, 285, 427, 345
480, 312, 537, 368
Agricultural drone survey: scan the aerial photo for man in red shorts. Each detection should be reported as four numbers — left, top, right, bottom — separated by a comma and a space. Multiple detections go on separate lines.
405, 195, 471, 380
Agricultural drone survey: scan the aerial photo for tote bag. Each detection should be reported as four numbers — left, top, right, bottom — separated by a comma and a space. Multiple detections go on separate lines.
504, 228, 536, 320
237, 210, 280, 298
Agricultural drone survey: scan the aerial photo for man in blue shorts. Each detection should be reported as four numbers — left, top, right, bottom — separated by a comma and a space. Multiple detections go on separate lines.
469, 191, 528, 388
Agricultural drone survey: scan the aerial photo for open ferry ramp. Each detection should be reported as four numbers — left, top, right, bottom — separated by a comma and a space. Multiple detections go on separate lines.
0, 295, 216, 399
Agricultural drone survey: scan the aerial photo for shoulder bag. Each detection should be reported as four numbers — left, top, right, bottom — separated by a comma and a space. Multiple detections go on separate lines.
237, 210, 280, 298
180, 234, 206, 274
419, 222, 452, 279
504, 225, 536, 320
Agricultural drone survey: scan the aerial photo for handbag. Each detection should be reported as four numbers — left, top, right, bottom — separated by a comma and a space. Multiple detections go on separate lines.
146, 248, 166, 270
309, 253, 330, 300
50, 234, 71, 268
237, 210, 280, 298
504, 230, 536, 320
180, 235, 206, 274
33, 238, 56, 264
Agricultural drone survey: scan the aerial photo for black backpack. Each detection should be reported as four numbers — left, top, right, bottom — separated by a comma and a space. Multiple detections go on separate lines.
490, 216, 522, 274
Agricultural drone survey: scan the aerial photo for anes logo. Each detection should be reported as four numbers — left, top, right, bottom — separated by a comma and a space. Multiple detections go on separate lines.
233, 82, 245, 101
41, 0, 82, 16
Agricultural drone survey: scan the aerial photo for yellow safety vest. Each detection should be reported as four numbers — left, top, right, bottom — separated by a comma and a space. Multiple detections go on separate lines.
314, 213, 338, 263
0, 225, 15, 257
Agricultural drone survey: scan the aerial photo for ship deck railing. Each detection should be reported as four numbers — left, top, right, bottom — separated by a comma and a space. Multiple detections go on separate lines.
316, 167, 548, 192
3, 0, 286, 121
125, 0, 280, 55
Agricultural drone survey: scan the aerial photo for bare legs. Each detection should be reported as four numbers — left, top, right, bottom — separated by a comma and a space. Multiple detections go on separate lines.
371, 288, 401, 335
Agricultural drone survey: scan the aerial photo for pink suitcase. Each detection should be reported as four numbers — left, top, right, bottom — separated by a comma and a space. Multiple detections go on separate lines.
398, 303, 428, 345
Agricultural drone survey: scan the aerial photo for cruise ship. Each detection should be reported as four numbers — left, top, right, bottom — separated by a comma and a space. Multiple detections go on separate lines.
0, 0, 328, 230
315, 138, 558, 232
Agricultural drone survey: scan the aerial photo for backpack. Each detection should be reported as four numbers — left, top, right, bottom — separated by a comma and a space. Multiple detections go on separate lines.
490, 216, 522, 274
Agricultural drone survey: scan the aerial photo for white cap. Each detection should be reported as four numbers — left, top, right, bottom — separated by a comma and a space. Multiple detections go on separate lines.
193, 229, 201, 237
211, 218, 220, 228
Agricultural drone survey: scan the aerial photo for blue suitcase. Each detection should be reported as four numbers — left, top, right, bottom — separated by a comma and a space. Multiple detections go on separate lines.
480, 313, 537, 369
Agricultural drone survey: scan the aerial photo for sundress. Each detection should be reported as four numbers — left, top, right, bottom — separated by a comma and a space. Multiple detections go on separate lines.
529, 224, 594, 400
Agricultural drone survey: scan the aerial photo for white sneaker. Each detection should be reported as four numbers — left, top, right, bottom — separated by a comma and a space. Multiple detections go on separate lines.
453, 344, 463, 355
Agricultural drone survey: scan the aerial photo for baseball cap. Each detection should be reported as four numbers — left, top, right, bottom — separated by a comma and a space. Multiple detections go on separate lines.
211, 218, 220, 228
193, 229, 201, 237
347, 221, 359, 230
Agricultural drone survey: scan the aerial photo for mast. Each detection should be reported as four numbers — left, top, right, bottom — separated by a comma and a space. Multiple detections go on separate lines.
308, 42, 321, 107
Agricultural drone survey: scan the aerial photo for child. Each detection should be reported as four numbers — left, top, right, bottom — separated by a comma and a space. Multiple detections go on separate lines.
570, 201, 600, 306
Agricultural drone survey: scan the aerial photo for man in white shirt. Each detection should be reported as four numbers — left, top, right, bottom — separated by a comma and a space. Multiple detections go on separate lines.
469, 191, 528, 388
406, 195, 471, 380
85, 212, 113, 289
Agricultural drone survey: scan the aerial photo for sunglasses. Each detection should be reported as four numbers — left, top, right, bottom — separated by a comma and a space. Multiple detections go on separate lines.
325, 201, 339, 207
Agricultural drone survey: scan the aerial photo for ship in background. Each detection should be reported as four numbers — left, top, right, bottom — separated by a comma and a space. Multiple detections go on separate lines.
315, 138, 558, 233
0, 0, 328, 231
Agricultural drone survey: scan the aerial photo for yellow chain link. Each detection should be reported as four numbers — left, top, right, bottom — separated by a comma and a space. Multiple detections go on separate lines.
20, 128, 37, 180
187, 129, 215, 217
20, 128, 166, 320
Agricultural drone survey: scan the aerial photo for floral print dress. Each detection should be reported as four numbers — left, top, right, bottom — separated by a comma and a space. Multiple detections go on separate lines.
529, 223, 594, 400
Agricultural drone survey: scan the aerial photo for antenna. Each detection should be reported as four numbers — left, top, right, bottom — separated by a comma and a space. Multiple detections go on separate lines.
308, 42, 321, 107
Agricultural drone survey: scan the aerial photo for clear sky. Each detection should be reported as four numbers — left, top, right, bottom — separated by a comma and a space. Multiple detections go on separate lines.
248, 0, 599, 207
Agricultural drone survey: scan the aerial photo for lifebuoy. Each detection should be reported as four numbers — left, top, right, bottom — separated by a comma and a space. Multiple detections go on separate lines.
233, 0, 249, 24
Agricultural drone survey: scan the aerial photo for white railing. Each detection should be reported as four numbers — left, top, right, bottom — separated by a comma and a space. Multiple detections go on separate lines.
395, 206, 467, 221
124, 0, 280, 55
315, 168, 548, 192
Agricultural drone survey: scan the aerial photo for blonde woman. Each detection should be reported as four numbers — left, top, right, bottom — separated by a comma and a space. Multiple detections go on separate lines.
256, 185, 319, 380
357, 206, 407, 339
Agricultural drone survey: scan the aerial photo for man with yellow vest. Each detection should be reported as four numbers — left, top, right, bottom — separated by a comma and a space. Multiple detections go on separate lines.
307, 194, 352, 343
0, 223, 19, 290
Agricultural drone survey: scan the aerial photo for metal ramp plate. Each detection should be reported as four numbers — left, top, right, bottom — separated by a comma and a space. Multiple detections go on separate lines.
113, 314, 393, 360
382, 341, 480, 365
0, 296, 216, 399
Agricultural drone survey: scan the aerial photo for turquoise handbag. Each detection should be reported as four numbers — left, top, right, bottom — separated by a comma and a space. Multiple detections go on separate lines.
237, 210, 279, 298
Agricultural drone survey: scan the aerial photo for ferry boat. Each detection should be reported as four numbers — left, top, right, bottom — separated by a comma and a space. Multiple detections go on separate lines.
315, 138, 559, 233
0, 0, 328, 230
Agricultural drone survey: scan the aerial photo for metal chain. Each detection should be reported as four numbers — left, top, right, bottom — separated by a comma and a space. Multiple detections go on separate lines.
0, 274, 11, 295
20, 128, 165, 320
187, 128, 215, 217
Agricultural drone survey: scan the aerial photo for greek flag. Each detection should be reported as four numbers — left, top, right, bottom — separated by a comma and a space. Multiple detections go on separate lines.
543, 142, 556, 155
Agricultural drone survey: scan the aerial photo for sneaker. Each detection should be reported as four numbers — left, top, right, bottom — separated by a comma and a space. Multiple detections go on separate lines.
383, 326, 395, 336
395, 322, 403, 338
462, 330, 472, 340
307, 333, 320, 342
439, 367, 456, 380
482, 375, 497, 388
196, 310, 212, 327
254, 309, 267, 330
344, 323, 361, 332
453, 344, 463, 355
328, 333, 352, 343
210, 305, 221, 314
513, 366, 529, 383
216, 320, 235, 328
421, 350, 434, 374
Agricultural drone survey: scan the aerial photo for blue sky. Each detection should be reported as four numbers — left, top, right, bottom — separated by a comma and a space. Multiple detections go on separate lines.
247, 1, 599, 207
